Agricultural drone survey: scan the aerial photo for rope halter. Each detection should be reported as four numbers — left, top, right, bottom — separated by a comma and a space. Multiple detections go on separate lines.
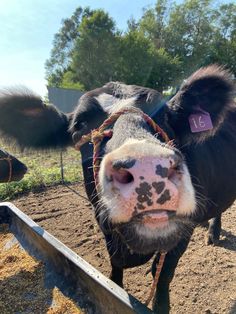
75, 107, 170, 188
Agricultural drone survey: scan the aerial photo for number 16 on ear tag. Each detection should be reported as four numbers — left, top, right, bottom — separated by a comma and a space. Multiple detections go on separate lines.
188, 111, 213, 133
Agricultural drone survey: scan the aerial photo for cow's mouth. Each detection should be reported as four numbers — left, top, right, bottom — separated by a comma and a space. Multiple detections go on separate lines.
132, 209, 176, 228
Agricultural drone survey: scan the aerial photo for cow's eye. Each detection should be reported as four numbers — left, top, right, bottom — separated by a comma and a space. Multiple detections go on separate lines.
75, 121, 87, 130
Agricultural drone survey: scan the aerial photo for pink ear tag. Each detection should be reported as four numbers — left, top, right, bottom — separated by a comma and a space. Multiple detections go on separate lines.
188, 110, 213, 133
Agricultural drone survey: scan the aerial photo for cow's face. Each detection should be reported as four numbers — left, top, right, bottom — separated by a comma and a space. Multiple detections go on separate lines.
0, 149, 27, 183
98, 111, 196, 254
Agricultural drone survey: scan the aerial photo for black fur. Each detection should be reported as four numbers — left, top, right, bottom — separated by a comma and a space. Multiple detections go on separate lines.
166, 65, 235, 144
0, 65, 235, 313
0, 149, 27, 183
0, 89, 72, 148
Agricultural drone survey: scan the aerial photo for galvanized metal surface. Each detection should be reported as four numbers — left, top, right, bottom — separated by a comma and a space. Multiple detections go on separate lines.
0, 202, 152, 314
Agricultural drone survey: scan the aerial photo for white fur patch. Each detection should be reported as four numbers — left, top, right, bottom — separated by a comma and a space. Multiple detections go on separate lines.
176, 164, 196, 216
95, 94, 118, 112
95, 93, 137, 114
103, 138, 176, 161
134, 221, 178, 240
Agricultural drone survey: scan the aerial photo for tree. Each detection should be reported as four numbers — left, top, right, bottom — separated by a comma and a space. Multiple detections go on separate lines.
45, 7, 94, 86
71, 10, 120, 90
45, 1, 236, 91
117, 31, 154, 86
117, 31, 181, 90
138, 0, 169, 49
204, 3, 236, 75
164, 0, 215, 75
147, 48, 181, 91
59, 70, 85, 90
212, 3, 236, 41
137, 0, 236, 78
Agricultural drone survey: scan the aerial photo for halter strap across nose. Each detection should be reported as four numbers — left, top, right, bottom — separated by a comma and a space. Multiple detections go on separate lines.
75, 107, 171, 189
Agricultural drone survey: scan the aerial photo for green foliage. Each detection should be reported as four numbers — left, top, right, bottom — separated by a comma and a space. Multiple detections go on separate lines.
59, 70, 85, 90
117, 31, 181, 90
147, 48, 182, 91
139, 0, 236, 78
71, 10, 120, 90
165, 0, 214, 70
45, 7, 95, 86
203, 3, 236, 73
45, 0, 236, 92
117, 31, 155, 86
138, 0, 169, 48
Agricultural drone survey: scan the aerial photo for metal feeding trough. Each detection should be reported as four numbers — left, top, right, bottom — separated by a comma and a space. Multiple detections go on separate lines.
0, 202, 152, 314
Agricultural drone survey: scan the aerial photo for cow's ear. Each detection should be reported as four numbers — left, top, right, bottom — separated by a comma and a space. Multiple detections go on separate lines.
0, 89, 72, 148
166, 65, 235, 143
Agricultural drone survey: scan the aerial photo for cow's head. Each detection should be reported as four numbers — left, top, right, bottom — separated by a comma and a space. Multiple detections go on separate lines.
0, 149, 27, 183
74, 65, 235, 254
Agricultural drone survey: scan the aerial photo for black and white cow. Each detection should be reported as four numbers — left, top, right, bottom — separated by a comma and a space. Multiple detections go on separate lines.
0, 65, 235, 313
0, 148, 27, 183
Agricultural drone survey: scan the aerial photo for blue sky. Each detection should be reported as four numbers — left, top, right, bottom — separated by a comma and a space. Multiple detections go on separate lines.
0, 0, 157, 96
0, 0, 230, 97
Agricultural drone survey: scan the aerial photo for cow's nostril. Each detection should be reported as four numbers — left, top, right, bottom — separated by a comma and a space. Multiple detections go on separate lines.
112, 169, 134, 184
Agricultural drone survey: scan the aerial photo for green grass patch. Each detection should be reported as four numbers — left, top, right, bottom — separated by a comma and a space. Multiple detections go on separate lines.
0, 147, 83, 201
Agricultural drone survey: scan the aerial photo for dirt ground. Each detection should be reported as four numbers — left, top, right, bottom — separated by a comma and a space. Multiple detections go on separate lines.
13, 182, 236, 314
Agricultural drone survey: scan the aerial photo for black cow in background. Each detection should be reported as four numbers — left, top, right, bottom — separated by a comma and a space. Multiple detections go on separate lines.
0, 65, 235, 313
0, 148, 27, 183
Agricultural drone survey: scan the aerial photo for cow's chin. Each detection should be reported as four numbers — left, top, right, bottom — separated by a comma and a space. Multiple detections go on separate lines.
113, 217, 192, 255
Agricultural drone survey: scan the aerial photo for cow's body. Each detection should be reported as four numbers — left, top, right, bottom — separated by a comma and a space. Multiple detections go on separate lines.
0, 65, 235, 313
0, 149, 27, 183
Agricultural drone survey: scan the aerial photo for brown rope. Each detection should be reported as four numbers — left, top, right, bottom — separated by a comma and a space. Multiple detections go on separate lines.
145, 252, 167, 306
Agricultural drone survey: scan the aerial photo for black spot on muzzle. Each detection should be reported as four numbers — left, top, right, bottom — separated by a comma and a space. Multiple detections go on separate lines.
157, 189, 171, 205
156, 165, 168, 178
112, 158, 136, 170
135, 181, 153, 209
